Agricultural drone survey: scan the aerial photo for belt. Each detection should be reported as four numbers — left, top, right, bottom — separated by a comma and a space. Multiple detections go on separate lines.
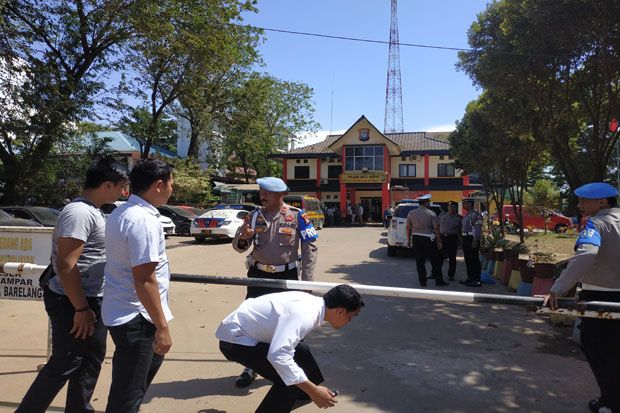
462, 232, 474, 236
249, 257, 298, 273
412, 232, 433, 238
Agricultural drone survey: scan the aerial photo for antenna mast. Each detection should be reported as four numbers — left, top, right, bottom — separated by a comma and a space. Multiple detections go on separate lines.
384, 0, 404, 133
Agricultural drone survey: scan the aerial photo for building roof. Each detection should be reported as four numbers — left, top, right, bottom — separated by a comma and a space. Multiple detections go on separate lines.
275, 131, 451, 158
85, 131, 178, 158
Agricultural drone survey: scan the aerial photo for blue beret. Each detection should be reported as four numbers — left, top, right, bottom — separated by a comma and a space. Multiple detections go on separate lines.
417, 194, 432, 201
257, 177, 289, 192
574, 182, 618, 199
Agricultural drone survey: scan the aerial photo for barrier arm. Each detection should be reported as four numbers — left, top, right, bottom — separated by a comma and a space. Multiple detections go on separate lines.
2, 263, 619, 320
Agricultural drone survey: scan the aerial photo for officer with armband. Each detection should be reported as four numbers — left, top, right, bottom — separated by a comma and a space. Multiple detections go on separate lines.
231, 176, 319, 387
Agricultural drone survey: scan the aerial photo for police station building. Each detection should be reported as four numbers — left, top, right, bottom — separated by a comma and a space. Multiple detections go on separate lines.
270, 116, 482, 222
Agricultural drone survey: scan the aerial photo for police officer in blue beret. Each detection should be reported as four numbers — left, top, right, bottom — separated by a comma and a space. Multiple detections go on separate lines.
544, 182, 620, 412
231, 176, 319, 388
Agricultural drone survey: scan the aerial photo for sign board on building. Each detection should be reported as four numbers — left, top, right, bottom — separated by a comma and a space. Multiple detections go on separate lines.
340, 172, 388, 184
0, 227, 53, 301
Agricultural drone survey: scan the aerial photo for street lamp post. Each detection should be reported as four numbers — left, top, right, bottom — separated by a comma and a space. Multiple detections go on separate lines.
610, 117, 620, 194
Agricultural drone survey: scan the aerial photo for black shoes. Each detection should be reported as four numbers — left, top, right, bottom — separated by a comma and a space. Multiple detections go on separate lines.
235, 368, 257, 387
436, 281, 450, 286
464, 280, 482, 287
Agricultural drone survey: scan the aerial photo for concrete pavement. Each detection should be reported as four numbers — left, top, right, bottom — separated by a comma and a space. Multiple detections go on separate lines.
0, 226, 596, 412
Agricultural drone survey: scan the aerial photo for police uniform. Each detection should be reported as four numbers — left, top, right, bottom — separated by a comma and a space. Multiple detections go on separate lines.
549, 183, 620, 412
440, 202, 462, 280
461, 199, 483, 286
233, 178, 318, 299
406, 195, 445, 286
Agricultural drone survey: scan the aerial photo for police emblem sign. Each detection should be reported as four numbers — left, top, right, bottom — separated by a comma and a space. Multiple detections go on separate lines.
359, 128, 370, 141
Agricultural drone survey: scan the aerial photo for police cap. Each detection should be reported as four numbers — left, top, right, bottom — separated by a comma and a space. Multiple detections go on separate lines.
256, 177, 289, 193
417, 194, 432, 201
574, 182, 618, 199
448, 201, 458, 207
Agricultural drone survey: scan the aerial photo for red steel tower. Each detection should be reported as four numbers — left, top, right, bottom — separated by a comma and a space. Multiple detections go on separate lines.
384, 0, 404, 133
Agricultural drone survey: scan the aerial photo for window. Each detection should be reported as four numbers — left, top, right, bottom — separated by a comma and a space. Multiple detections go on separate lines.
303, 159, 308, 163
294, 166, 310, 179
327, 165, 341, 179
439, 155, 445, 160
437, 163, 455, 177
344, 145, 384, 171
399, 164, 416, 177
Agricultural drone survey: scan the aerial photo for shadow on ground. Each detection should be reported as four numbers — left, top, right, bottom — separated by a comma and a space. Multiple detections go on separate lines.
302, 229, 590, 412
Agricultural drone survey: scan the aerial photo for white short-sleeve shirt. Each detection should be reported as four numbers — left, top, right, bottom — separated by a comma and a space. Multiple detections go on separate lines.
102, 194, 173, 327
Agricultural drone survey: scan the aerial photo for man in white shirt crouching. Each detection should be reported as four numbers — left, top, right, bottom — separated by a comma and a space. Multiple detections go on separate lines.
216, 284, 364, 413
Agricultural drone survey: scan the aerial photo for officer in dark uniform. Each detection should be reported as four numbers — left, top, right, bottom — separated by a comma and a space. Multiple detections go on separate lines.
544, 182, 620, 413
232, 176, 319, 387
439, 201, 462, 281
405, 194, 448, 287
460, 198, 483, 287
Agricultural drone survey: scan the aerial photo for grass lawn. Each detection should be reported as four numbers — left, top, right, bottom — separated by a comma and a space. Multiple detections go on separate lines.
505, 231, 577, 262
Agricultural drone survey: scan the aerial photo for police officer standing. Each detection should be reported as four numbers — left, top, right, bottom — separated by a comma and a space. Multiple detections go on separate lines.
406, 194, 448, 287
232, 177, 318, 387
460, 198, 483, 287
544, 183, 620, 413
440, 201, 462, 281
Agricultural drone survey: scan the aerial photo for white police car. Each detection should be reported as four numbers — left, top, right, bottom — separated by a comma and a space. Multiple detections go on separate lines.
101, 201, 176, 238
191, 204, 256, 242
386, 201, 442, 256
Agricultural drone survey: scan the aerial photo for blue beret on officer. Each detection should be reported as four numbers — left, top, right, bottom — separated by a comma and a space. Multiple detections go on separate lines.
417, 194, 432, 201
574, 182, 619, 199
257, 177, 289, 193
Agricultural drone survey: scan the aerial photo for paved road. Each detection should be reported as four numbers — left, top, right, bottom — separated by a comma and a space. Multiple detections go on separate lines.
0, 225, 596, 412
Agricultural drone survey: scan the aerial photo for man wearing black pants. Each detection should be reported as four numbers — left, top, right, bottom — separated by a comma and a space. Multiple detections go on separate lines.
216, 285, 364, 413
440, 201, 462, 281
460, 198, 483, 287
16, 158, 128, 413
405, 194, 447, 287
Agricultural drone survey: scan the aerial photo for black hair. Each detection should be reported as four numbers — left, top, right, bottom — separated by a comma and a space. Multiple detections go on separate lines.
607, 197, 618, 207
323, 284, 364, 312
129, 159, 173, 195
84, 157, 128, 189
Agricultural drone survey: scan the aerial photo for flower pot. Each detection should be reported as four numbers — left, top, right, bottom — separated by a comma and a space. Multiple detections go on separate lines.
517, 280, 533, 296
493, 259, 503, 279
519, 267, 536, 284
532, 277, 555, 296
508, 269, 521, 291
501, 258, 513, 283
533, 263, 555, 279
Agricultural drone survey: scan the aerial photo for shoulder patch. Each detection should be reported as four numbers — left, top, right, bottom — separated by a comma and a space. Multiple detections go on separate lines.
575, 219, 601, 249
297, 209, 317, 242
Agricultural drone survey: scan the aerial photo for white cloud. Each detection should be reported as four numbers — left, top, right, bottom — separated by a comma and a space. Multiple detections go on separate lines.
296, 129, 346, 147
424, 123, 456, 132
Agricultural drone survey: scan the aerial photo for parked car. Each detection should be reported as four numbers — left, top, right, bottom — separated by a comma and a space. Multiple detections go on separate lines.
386, 201, 442, 257
498, 205, 573, 233
0, 206, 60, 227
157, 205, 198, 236
101, 201, 176, 238
177, 205, 206, 216
283, 195, 325, 229
191, 204, 257, 242
0, 209, 44, 227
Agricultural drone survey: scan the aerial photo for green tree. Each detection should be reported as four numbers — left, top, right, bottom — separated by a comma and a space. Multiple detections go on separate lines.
117, 107, 178, 154
458, 0, 620, 192
120, 0, 259, 159
166, 158, 215, 206
0, 0, 136, 204
524, 179, 561, 234
223, 73, 318, 182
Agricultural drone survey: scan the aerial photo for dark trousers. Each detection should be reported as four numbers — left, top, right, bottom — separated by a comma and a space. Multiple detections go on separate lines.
412, 235, 444, 284
579, 290, 620, 411
246, 265, 299, 299
462, 235, 481, 282
105, 314, 164, 413
442, 234, 459, 280
16, 288, 106, 413
220, 341, 324, 413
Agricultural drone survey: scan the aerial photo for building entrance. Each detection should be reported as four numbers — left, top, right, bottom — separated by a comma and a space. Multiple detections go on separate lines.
361, 197, 383, 223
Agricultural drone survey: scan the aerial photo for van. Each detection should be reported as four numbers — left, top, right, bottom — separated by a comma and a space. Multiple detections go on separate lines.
283, 195, 325, 229
500, 205, 572, 233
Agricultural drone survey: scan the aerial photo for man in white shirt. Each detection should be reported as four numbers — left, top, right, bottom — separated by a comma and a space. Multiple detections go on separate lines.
216, 284, 364, 413
102, 159, 174, 413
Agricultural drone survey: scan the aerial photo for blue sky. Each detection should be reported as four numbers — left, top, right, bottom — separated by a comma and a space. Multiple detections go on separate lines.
242, 0, 491, 144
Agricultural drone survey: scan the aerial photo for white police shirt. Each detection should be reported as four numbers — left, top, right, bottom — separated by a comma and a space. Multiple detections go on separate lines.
216, 291, 325, 386
102, 194, 173, 327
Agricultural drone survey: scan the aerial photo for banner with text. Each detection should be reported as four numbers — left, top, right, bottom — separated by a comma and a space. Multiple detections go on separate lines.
0, 227, 53, 301
340, 172, 388, 184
